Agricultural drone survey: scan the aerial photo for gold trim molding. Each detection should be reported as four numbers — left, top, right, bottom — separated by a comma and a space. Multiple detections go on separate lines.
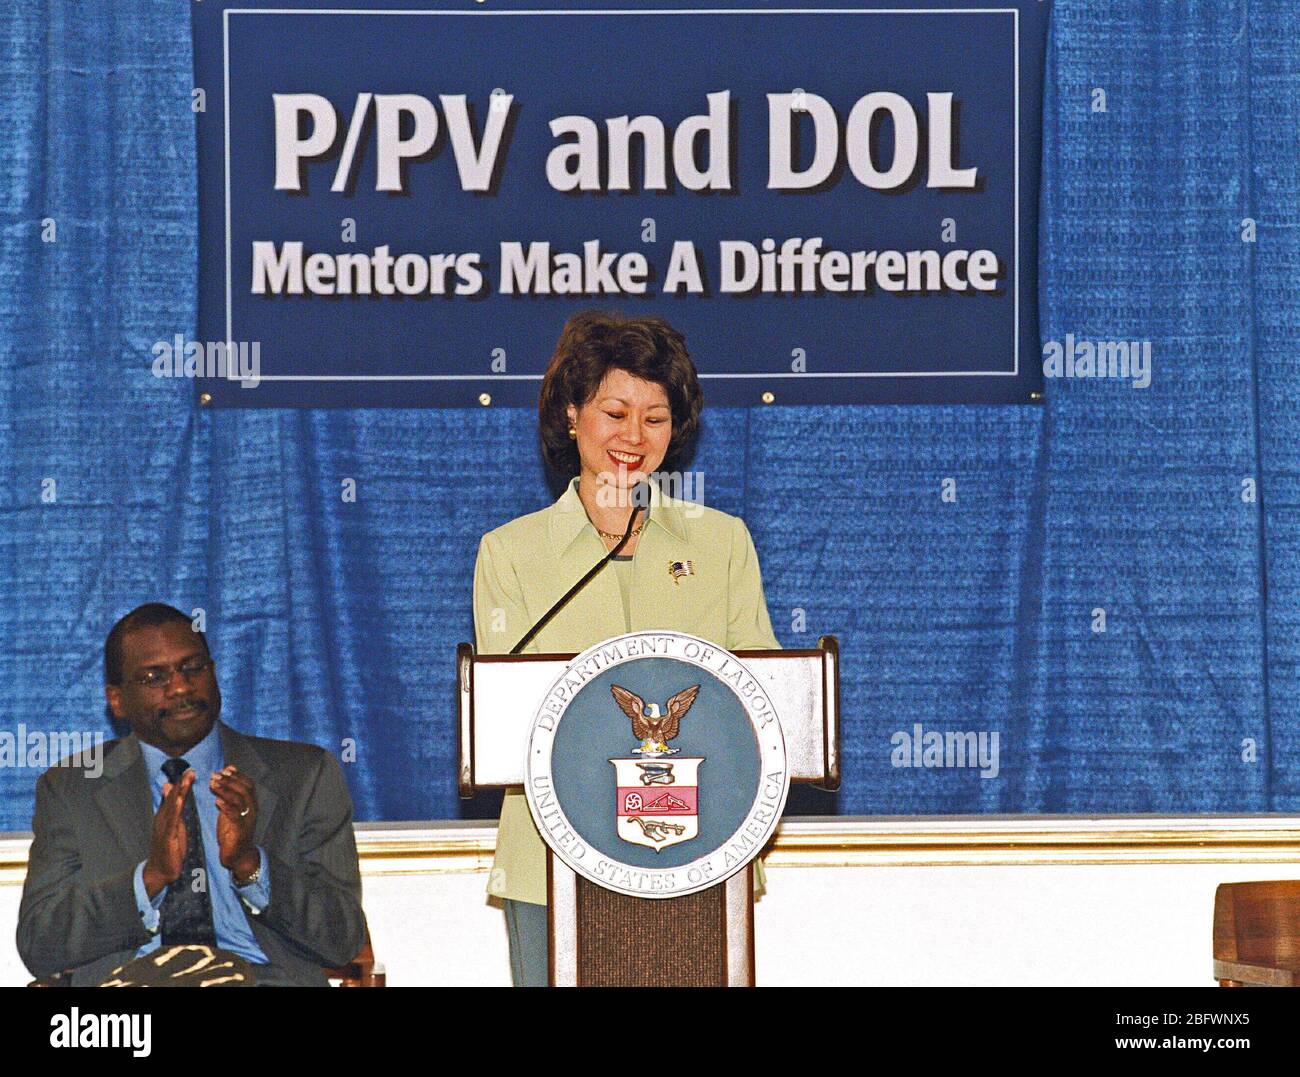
765, 817, 1300, 868
7, 815, 1299, 882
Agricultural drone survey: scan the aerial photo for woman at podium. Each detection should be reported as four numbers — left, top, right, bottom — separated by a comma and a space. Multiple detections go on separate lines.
472, 310, 780, 986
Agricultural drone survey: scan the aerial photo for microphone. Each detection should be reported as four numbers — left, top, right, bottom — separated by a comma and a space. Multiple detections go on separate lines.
510, 479, 650, 654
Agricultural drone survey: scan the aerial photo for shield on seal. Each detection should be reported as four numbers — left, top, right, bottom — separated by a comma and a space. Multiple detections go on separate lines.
610, 757, 703, 852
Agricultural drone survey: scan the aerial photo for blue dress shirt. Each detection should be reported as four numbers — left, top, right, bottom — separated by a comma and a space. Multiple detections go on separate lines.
131, 723, 270, 964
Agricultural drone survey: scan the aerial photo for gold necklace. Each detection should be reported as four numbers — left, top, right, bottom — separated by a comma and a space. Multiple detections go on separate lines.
597, 522, 643, 543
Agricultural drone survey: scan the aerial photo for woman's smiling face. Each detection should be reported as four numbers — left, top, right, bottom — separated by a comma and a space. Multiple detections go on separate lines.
568, 368, 672, 491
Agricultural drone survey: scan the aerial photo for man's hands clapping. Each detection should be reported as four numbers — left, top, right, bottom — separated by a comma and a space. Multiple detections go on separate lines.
212, 765, 259, 884
142, 770, 194, 899
139, 764, 261, 898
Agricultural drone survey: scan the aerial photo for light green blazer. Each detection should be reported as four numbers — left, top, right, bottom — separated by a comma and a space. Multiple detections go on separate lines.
473, 476, 780, 904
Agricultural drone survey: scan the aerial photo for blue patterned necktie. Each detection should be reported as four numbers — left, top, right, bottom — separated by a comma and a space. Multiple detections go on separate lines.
159, 757, 217, 946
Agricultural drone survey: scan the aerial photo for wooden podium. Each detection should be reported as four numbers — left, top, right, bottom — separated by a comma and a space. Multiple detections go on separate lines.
458, 635, 840, 986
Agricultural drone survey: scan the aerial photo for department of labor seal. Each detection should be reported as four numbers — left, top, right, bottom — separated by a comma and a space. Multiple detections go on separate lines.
524, 630, 789, 900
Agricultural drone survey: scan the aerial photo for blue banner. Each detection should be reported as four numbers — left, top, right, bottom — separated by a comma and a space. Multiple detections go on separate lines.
192, 1, 1048, 406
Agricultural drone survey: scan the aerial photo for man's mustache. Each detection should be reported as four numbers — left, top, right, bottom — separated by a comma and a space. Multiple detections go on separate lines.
156, 698, 209, 719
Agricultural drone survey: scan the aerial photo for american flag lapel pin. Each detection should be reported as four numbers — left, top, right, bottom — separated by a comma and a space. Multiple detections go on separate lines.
668, 560, 695, 585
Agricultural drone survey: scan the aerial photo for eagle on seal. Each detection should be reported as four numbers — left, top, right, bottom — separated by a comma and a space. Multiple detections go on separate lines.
610, 683, 700, 756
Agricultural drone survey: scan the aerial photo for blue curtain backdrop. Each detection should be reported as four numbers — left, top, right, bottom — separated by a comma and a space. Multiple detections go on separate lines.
2, 2, 1298, 829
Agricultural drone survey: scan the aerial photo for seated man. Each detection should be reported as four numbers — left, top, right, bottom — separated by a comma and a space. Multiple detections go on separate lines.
17, 603, 367, 986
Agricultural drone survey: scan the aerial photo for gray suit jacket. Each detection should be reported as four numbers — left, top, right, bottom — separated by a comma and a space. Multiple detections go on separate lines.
16, 722, 366, 986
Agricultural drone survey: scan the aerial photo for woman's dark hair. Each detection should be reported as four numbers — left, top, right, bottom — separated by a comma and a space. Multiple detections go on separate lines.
538, 311, 703, 475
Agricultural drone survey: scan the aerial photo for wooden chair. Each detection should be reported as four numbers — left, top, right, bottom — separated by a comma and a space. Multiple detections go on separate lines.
1213, 880, 1300, 986
324, 935, 385, 987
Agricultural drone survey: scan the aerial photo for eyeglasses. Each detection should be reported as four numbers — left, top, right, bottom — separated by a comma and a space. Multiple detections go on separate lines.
128, 657, 214, 689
